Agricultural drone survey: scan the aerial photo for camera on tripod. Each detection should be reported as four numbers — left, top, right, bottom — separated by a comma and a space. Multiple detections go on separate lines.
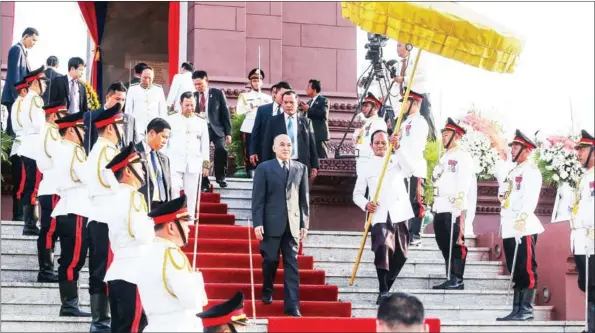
365, 33, 389, 78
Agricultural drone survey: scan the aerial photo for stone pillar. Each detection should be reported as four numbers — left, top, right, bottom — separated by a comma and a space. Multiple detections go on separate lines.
245, 2, 282, 85
1, 2, 15, 75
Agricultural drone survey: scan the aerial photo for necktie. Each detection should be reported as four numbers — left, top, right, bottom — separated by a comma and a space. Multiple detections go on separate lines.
150, 151, 167, 201
287, 117, 295, 157
200, 93, 206, 113
283, 161, 289, 180
276, 105, 282, 116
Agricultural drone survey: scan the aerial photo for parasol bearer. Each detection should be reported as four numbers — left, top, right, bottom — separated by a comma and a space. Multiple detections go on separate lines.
236, 68, 273, 178
84, 103, 126, 333
353, 130, 414, 305
136, 195, 208, 332
353, 92, 387, 175
496, 129, 544, 321
196, 292, 249, 333
103, 143, 154, 333
431, 118, 474, 290
394, 89, 432, 247
572, 129, 595, 333
51, 111, 91, 317
17, 65, 48, 236
9, 79, 29, 222
35, 102, 68, 283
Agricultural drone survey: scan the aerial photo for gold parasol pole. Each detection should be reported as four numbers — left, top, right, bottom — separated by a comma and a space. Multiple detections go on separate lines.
349, 49, 423, 286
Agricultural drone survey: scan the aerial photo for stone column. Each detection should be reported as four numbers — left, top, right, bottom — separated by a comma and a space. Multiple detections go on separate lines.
1, 2, 15, 73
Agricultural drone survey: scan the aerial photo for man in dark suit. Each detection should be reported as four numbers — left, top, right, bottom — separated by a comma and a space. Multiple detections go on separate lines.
135, 117, 173, 209
48, 57, 88, 115
252, 133, 310, 317
249, 81, 291, 167
263, 91, 319, 178
82, 82, 136, 153
124, 62, 147, 90
2, 27, 38, 136
192, 70, 231, 188
300, 79, 329, 159
43, 56, 62, 104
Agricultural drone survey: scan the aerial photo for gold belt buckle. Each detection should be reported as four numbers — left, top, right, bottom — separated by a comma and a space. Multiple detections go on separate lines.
513, 212, 528, 233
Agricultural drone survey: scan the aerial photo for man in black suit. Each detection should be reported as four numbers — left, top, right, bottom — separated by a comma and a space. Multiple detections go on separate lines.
48, 57, 88, 115
192, 70, 231, 188
135, 117, 173, 209
252, 134, 310, 317
124, 62, 147, 90
263, 91, 319, 179
300, 79, 329, 159
2, 27, 37, 136
249, 81, 291, 167
43, 56, 62, 104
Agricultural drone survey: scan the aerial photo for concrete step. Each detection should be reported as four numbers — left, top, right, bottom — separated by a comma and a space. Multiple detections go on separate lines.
315, 259, 502, 277
352, 303, 553, 321
211, 177, 253, 190
438, 321, 584, 332
0, 314, 267, 332
218, 190, 253, 200
1, 266, 90, 284
227, 207, 252, 221
306, 230, 478, 248
0, 234, 491, 262
337, 288, 519, 307
326, 273, 510, 290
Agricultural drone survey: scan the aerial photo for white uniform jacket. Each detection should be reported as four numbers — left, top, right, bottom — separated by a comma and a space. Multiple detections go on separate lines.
125, 83, 167, 140
18, 91, 45, 160
236, 90, 273, 133
353, 154, 414, 225
497, 161, 545, 240
136, 237, 208, 332
37, 123, 62, 196
51, 140, 92, 218
105, 184, 155, 284
353, 115, 387, 174
396, 113, 428, 179
166, 72, 195, 111
570, 167, 594, 255
432, 147, 475, 216
84, 137, 120, 222
9, 95, 25, 156
165, 113, 210, 174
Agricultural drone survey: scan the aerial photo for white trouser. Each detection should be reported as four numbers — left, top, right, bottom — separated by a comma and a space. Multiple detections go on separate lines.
172, 171, 200, 220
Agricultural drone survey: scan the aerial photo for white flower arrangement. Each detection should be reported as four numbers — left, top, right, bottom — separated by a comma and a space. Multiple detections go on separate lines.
535, 141, 584, 188
458, 124, 500, 180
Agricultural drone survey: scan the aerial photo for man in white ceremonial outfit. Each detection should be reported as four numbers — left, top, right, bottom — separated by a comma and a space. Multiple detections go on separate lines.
353, 129, 414, 305
136, 195, 208, 332
353, 92, 387, 175
165, 91, 210, 220
166, 62, 195, 112
125, 66, 167, 141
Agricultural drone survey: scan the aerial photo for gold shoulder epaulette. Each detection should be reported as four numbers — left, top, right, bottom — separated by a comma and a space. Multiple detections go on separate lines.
162, 247, 192, 298
44, 127, 60, 158
130, 82, 140, 87
127, 190, 148, 238
167, 109, 177, 116
33, 95, 43, 108
98, 145, 117, 188
202, 160, 211, 169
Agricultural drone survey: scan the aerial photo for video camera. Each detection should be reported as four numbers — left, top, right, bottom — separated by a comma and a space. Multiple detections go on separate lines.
365, 33, 389, 78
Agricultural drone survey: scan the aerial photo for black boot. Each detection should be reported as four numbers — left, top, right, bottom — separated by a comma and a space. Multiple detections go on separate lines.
22, 204, 40, 236
90, 293, 111, 332
13, 198, 23, 221
509, 288, 535, 321
59, 281, 91, 317
37, 249, 59, 283
496, 288, 523, 321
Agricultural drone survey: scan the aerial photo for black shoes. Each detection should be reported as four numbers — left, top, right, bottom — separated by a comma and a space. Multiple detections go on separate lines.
22, 204, 40, 236
496, 288, 536, 321
90, 293, 111, 332
432, 277, 464, 290
37, 248, 59, 283
284, 309, 302, 317
261, 294, 273, 304
58, 281, 91, 317
376, 292, 390, 305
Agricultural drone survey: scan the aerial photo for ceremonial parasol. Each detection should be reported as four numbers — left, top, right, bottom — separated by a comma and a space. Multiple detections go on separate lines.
342, 1, 525, 286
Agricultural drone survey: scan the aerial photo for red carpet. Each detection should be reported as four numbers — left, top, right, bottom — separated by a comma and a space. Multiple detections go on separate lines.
187, 252, 314, 270
267, 318, 441, 332
200, 268, 326, 285
204, 283, 338, 301
182, 238, 261, 253
199, 202, 228, 214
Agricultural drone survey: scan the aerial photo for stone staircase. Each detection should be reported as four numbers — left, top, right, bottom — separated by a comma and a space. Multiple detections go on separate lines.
0, 178, 584, 332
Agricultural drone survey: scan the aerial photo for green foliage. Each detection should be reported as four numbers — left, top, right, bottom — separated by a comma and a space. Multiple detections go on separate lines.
1, 130, 13, 182
229, 114, 246, 167
423, 139, 441, 206
534, 150, 556, 187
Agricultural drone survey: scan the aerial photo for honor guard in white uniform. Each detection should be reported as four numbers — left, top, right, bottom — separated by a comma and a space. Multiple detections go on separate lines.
572, 130, 595, 333
125, 67, 167, 141
35, 102, 68, 283
197, 292, 249, 332
395, 89, 429, 246
166, 91, 210, 219
236, 68, 273, 177
10, 79, 29, 222
18, 66, 47, 236
496, 130, 544, 322
353, 92, 387, 175
103, 143, 155, 333
136, 195, 208, 332
353, 130, 414, 305
431, 118, 475, 290
84, 104, 126, 333
51, 111, 91, 318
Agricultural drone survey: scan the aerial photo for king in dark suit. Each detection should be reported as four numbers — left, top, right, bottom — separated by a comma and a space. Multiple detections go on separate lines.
48, 57, 88, 115
262, 91, 319, 177
1, 27, 37, 136
252, 134, 310, 317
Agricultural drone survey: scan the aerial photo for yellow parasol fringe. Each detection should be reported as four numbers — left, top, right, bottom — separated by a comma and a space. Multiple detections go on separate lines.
342, 2, 524, 74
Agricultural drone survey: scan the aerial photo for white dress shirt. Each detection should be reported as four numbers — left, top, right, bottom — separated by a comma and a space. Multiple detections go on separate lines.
66, 73, 80, 114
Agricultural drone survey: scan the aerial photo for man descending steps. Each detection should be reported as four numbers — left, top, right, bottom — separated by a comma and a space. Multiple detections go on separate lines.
572, 130, 595, 333
103, 143, 154, 333
431, 118, 474, 290
35, 102, 68, 283
51, 111, 91, 317
353, 130, 413, 305
496, 130, 544, 321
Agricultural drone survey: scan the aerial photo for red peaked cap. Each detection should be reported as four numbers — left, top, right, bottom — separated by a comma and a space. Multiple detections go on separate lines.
148, 194, 193, 225
54, 111, 85, 130
23, 65, 46, 84
363, 92, 382, 109
104, 142, 142, 173
575, 129, 595, 149
43, 101, 68, 115
197, 292, 248, 328
399, 89, 424, 102
441, 117, 466, 136
93, 103, 124, 129
508, 129, 537, 150
15, 79, 28, 90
